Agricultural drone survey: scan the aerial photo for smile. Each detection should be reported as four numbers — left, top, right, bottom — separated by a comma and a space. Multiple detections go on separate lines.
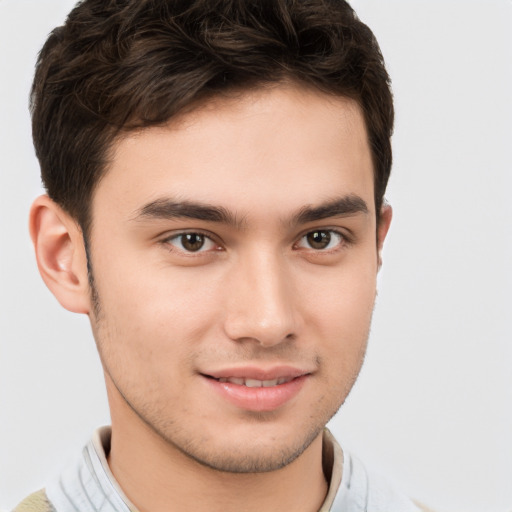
201, 368, 310, 412
215, 376, 294, 387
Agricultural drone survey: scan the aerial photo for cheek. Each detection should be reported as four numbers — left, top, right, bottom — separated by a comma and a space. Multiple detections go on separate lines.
299, 257, 377, 387
301, 259, 377, 334
91, 257, 223, 362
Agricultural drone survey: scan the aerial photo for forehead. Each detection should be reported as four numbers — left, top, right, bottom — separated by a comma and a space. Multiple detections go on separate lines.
96, 84, 374, 222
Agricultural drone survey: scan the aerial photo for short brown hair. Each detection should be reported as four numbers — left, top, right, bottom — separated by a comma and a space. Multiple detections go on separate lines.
31, 0, 393, 235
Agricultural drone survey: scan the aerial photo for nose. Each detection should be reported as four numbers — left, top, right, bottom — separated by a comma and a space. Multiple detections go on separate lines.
223, 250, 300, 347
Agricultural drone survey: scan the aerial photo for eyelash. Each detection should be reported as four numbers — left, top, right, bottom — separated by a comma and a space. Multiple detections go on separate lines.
294, 229, 349, 252
163, 230, 221, 254
161, 228, 350, 255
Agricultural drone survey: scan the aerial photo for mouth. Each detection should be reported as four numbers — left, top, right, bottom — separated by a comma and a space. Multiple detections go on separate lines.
201, 367, 311, 412
205, 375, 296, 387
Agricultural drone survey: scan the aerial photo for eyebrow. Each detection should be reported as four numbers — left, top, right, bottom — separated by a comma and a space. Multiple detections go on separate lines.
133, 194, 369, 228
293, 195, 369, 225
134, 198, 243, 228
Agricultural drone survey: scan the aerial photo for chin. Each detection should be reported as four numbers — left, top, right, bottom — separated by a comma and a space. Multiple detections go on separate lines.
184, 438, 317, 474
159, 419, 325, 474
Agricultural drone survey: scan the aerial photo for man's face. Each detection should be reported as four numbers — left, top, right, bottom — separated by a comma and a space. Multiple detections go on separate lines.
87, 84, 388, 472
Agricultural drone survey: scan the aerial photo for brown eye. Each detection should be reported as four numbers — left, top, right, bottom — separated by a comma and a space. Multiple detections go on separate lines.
297, 230, 344, 251
167, 232, 216, 253
181, 233, 205, 251
306, 231, 331, 249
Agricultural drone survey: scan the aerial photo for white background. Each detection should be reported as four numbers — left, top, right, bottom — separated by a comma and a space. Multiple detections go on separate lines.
0, 1, 511, 511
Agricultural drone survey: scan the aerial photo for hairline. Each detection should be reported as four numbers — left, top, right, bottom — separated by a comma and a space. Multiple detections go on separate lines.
79, 80, 382, 242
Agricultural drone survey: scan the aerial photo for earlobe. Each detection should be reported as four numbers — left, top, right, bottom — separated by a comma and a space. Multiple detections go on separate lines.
29, 195, 91, 314
377, 203, 392, 269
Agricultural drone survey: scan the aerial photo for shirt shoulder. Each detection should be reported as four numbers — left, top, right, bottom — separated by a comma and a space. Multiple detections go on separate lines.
12, 490, 56, 512
324, 431, 434, 512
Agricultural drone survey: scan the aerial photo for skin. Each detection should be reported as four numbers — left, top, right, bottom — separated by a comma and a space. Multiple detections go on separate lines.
30, 83, 392, 512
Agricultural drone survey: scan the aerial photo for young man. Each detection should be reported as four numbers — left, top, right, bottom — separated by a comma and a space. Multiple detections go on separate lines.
15, 0, 429, 511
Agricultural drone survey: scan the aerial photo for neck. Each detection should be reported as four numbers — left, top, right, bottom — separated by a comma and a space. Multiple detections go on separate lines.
107, 403, 328, 512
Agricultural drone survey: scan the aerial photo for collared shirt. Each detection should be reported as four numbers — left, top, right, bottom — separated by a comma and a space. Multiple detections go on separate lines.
14, 427, 422, 512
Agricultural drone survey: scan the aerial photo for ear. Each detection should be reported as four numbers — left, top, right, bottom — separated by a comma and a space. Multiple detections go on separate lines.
377, 203, 392, 269
29, 195, 91, 314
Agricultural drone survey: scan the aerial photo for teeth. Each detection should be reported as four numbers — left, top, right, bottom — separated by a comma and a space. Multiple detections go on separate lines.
217, 377, 293, 387
245, 379, 262, 388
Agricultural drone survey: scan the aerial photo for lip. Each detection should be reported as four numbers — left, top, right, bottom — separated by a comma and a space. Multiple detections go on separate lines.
201, 366, 311, 412
204, 365, 311, 381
